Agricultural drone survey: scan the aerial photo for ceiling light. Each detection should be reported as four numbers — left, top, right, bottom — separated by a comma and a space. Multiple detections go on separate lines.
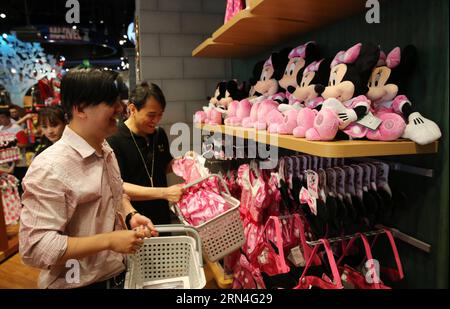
100, 20, 104, 24
0, 13, 6, 19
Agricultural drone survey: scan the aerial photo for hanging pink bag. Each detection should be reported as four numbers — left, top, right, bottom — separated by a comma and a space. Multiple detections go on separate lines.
224, 0, 245, 23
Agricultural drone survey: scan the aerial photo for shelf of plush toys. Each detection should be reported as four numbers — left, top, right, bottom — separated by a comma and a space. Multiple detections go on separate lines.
196, 123, 438, 158
192, 0, 367, 58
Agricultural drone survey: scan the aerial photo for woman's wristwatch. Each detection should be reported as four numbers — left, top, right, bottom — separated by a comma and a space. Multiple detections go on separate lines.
125, 211, 139, 230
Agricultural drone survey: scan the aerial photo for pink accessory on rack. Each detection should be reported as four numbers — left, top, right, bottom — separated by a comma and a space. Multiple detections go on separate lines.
224, 0, 245, 23
1, 174, 21, 225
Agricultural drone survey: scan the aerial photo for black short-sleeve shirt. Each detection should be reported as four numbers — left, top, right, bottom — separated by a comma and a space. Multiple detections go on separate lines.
107, 121, 173, 224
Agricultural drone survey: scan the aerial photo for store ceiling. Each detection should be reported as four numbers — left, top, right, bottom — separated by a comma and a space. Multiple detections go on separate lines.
0, 0, 135, 66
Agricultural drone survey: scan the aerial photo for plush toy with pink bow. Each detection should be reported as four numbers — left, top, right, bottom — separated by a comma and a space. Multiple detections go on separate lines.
241, 49, 291, 129
291, 58, 332, 137
278, 41, 321, 110
265, 42, 321, 134
194, 80, 247, 125
225, 60, 265, 127
365, 45, 441, 145
306, 43, 380, 141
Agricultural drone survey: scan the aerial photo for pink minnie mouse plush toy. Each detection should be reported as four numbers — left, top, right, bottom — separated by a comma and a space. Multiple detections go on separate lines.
306, 43, 380, 141
252, 48, 291, 103
365, 45, 441, 145
241, 49, 291, 129
278, 41, 321, 110
291, 58, 332, 137
225, 61, 264, 126
194, 80, 246, 125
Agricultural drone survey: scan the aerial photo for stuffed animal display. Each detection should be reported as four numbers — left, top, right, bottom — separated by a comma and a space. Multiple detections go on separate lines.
365, 45, 441, 144
194, 79, 247, 125
196, 42, 441, 145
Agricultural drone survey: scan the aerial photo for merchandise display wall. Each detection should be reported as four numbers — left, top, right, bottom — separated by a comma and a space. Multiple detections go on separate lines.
136, 0, 232, 159
227, 0, 448, 288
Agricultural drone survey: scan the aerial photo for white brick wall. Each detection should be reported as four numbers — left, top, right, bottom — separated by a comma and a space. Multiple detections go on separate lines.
160, 79, 206, 102
141, 57, 183, 79
138, 0, 231, 150
158, 0, 202, 12
140, 34, 160, 56
160, 101, 187, 125
184, 100, 206, 122
184, 58, 227, 78
160, 34, 205, 56
140, 12, 181, 34
202, 0, 226, 14
181, 13, 223, 34
137, 0, 158, 11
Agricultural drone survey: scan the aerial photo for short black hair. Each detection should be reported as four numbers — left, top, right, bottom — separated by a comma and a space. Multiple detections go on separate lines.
0, 107, 11, 118
129, 81, 166, 110
38, 106, 66, 127
60, 68, 127, 119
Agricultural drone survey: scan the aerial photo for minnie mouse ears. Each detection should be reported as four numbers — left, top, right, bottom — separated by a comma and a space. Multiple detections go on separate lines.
303, 59, 324, 74
377, 47, 401, 68
331, 43, 362, 67
263, 55, 273, 68
288, 41, 316, 59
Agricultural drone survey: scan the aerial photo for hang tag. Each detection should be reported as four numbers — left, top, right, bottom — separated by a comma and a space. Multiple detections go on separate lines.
357, 111, 382, 130
288, 246, 306, 267
197, 155, 206, 167
341, 270, 356, 289
258, 248, 269, 265
306, 170, 319, 199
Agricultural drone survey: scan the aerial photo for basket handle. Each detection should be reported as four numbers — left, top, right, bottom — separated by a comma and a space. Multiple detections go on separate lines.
154, 224, 203, 266
182, 173, 231, 196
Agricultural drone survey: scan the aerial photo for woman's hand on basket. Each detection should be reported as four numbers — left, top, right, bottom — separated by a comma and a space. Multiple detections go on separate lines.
107, 230, 146, 254
164, 184, 185, 203
130, 214, 159, 237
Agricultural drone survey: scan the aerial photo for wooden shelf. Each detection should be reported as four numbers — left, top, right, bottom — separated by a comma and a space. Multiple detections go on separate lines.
193, 0, 367, 58
192, 38, 266, 58
197, 124, 439, 158
250, 0, 366, 24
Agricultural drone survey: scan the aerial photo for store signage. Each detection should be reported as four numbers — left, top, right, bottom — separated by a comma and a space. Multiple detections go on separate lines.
48, 26, 86, 41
